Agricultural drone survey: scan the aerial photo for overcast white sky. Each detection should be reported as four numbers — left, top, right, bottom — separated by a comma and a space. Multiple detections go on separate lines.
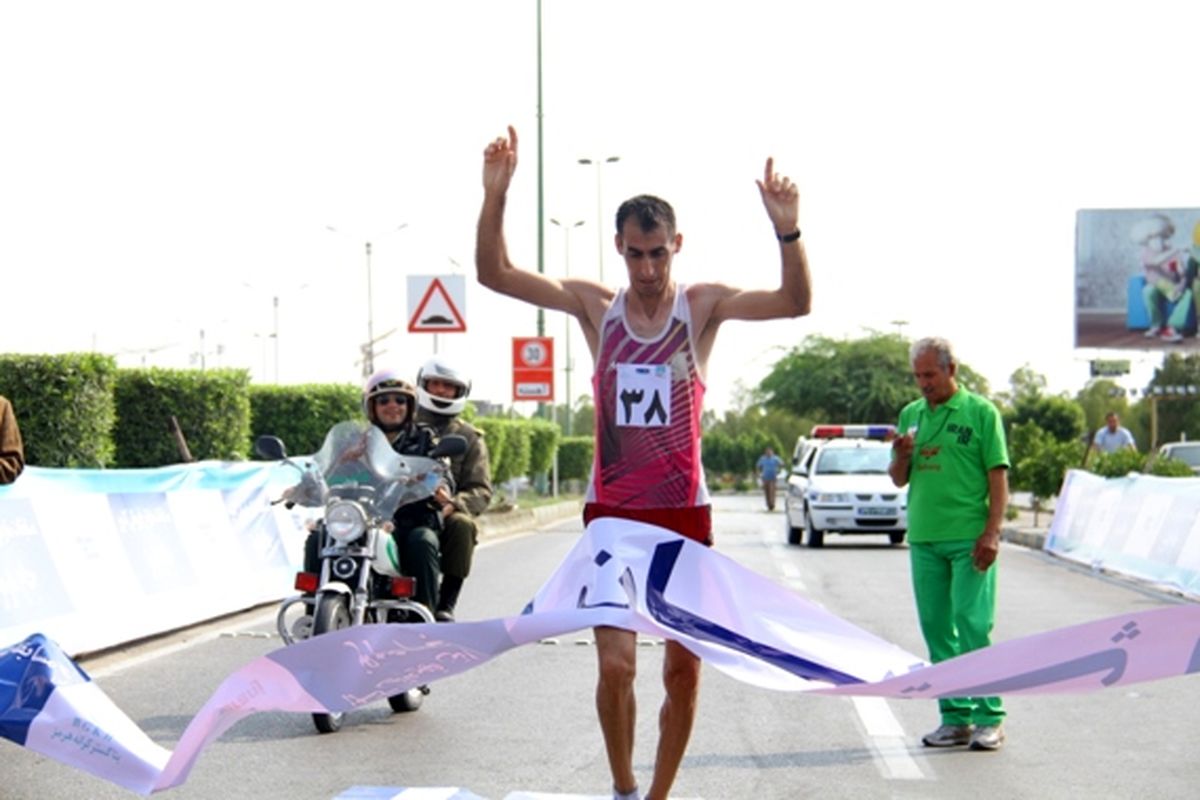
3, 1, 1198, 414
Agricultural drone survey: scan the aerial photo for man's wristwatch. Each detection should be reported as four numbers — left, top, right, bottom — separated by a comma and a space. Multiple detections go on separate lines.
776, 229, 801, 243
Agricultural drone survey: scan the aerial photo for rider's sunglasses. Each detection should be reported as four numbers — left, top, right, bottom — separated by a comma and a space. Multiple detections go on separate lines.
374, 395, 407, 407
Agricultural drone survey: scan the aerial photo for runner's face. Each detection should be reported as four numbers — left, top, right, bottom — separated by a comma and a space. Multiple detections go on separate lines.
617, 221, 680, 298
912, 350, 957, 406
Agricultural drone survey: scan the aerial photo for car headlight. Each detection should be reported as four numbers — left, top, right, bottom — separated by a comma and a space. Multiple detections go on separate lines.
810, 492, 850, 504
325, 500, 367, 543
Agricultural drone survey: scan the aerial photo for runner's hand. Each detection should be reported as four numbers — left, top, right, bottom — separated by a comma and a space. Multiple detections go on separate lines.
483, 126, 518, 196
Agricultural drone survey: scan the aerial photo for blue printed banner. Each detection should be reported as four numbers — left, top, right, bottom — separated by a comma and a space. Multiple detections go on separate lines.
0, 462, 308, 655
1048, 469, 1200, 597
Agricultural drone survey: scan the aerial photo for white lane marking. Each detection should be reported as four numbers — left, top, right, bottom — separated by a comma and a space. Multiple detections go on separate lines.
851, 697, 924, 780
761, 526, 806, 592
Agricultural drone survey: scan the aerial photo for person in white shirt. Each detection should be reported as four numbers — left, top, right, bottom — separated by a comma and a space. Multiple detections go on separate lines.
1090, 411, 1137, 455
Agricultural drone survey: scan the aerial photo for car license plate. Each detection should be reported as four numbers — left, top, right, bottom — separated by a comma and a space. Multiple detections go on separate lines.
859, 506, 895, 516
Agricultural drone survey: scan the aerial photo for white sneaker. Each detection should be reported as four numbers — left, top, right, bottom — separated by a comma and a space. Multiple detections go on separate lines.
921, 723, 973, 747
1144, 326, 1163, 338
1162, 327, 1184, 343
969, 723, 1006, 751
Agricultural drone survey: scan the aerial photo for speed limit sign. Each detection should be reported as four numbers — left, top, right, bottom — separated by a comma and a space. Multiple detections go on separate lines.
512, 336, 554, 401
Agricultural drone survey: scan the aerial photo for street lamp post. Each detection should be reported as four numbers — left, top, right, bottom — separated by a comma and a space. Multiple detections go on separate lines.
326, 223, 408, 377
272, 295, 280, 381
577, 155, 620, 282
550, 218, 585, 435
242, 282, 310, 383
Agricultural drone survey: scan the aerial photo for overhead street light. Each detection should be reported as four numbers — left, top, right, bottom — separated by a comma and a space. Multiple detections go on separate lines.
242, 281, 311, 383
577, 155, 620, 282
550, 218, 585, 435
326, 223, 409, 377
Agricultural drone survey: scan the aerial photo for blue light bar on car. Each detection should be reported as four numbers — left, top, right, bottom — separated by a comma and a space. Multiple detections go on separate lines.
810, 424, 897, 440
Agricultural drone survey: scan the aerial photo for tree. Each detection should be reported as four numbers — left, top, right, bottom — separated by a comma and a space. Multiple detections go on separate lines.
760, 332, 989, 423
1142, 352, 1200, 448
1009, 394, 1086, 444
549, 393, 595, 438
996, 363, 1048, 409
1008, 421, 1083, 524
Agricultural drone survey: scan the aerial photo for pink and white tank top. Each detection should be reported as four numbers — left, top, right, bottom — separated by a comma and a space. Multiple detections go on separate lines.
586, 285, 710, 508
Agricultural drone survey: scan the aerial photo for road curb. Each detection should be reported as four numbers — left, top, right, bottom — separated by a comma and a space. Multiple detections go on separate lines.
477, 499, 583, 541
1001, 526, 1047, 550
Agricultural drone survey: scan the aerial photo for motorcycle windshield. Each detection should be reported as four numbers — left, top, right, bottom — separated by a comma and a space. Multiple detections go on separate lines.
310, 421, 445, 519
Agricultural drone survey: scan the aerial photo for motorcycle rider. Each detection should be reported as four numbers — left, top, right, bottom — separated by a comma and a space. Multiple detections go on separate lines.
300, 369, 450, 614
414, 356, 493, 621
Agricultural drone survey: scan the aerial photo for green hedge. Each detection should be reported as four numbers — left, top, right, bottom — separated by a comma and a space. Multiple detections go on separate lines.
527, 418, 561, 478
0, 357, 586, 486
114, 368, 252, 466
0, 353, 118, 468
249, 383, 362, 456
475, 417, 531, 485
1087, 448, 1198, 478
557, 436, 593, 481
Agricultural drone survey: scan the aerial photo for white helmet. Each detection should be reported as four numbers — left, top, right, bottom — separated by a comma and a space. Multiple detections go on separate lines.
362, 367, 417, 426
416, 356, 471, 416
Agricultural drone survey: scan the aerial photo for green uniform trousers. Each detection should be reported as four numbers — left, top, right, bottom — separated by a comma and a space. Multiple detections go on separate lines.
909, 539, 1005, 726
439, 511, 478, 579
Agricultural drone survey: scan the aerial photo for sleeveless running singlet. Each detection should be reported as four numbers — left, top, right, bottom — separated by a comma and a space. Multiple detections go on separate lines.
586, 285, 710, 509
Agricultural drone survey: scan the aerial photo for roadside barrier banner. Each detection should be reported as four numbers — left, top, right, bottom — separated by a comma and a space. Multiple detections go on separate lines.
3, 519, 1199, 795
1047, 469, 1200, 598
0, 462, 308, 655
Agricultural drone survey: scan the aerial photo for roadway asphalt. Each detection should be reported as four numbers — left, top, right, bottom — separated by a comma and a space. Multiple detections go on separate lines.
476, 495, 1057, 550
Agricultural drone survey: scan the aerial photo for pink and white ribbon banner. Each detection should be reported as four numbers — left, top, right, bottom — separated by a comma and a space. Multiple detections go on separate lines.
3, 519, 1199, 795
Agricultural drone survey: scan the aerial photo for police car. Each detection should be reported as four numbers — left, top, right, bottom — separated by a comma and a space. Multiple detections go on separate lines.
784, 424, 907, 548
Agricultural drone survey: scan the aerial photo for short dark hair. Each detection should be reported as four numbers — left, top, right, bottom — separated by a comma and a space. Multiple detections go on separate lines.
615, 194, 676, 236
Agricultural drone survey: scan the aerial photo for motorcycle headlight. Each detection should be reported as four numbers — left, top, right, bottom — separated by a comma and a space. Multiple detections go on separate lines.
325, 501, 366, 543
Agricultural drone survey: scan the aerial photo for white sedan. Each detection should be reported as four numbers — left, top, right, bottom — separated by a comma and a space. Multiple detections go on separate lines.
785, 437, 907, 548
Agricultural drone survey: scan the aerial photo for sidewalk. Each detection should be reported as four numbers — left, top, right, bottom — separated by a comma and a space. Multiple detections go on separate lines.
1001, 506, 1053, 550
476, 498, 583, 542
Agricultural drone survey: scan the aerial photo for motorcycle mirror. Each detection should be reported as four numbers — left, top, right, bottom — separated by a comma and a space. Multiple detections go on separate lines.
431, 434, 468, 459
254, 435, 288, 461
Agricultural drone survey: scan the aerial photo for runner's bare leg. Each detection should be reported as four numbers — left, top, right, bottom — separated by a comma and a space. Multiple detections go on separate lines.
645, 640, 701, 799
595, 626, 639, 795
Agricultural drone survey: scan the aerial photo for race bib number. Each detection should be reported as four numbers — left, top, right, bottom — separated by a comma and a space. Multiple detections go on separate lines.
615, 363, 671, 427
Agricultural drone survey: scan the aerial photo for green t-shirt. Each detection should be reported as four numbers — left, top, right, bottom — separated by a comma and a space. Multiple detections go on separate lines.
895, 387, 1009, 543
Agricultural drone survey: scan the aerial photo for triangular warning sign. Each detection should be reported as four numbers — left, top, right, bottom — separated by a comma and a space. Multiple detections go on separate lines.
408, 277, 466, 332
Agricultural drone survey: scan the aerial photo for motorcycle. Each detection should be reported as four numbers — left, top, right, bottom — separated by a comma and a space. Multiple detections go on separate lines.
255, 420, 466, 733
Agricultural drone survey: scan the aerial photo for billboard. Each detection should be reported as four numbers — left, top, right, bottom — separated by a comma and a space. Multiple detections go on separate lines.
1075, 208, 1200, 351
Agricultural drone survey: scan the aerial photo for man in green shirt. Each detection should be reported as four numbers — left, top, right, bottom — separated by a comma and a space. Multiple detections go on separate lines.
889, 337, 1010, 751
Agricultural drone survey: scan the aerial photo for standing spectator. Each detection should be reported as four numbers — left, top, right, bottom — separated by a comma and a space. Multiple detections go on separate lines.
475, 125, 811, 800
755, 446, 784, 511
0, 394, 25, 484
1089, 411, 1137, 456
889, 337, 1010, 751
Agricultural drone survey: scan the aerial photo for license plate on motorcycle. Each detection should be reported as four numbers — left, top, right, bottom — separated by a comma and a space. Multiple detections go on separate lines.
859, 506, 895, 516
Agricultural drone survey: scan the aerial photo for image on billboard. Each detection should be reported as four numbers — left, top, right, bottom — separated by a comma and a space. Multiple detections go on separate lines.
1075, 208, 1200, 351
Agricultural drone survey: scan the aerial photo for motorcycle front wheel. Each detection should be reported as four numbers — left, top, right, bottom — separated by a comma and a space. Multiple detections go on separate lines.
387, 686, 426, 713
311, 594, 351, 734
